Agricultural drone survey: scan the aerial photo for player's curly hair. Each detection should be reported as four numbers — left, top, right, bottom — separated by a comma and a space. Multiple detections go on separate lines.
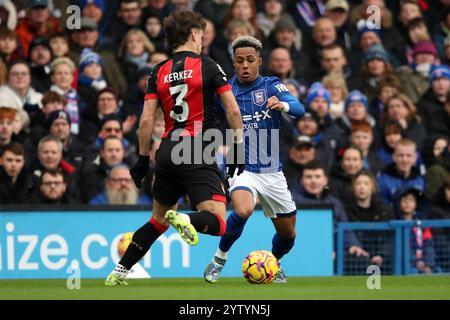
163, 11, 206, 50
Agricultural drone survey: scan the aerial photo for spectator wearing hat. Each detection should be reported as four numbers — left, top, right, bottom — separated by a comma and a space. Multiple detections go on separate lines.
350, 21, 400, 72
26, 91, 66, 146
335, 90, 376, 146
47, 109, 87, 168
0, 142, 33, 204
356, 44, 396, 103
396, 40, 440, 104
325, 0, 352, 52
49, 57, 82, 135
294, 110, 335, 173
79, 136, 127, 203
267, 15, 310, 83
79, 0, 109, 45
349, 1, 406, 65
77, 48, 108, 109
305, 82, 342, 148
257, 0, 285, 38
15, 0, 63, 58
418, 65, 450, 138
68, 17, 126, 98
28, 36, 53, 93
283, 134, 324, 187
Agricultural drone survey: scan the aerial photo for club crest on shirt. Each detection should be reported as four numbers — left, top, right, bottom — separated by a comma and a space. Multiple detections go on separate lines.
252, 89, 266, 106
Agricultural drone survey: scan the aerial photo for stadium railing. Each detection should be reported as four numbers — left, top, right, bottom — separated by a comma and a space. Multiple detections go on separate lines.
336, 220, 450, 276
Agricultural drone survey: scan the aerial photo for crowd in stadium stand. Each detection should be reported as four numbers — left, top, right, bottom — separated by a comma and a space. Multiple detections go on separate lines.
0, 0, 449, 272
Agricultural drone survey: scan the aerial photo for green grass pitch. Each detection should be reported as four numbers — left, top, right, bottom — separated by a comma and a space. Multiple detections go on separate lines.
1, 276, 450, 300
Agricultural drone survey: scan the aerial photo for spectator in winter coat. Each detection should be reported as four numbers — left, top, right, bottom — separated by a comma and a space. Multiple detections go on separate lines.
0, 142, 33, 204
383, 93, 427, 152
29, 168, 74, 204
89, 164, 152, 205
15, 0, 63, 57
291, 160, 368, 258
79, 136, 126, 203
345, 170, 394, 272
329, 145, 364, 204
418, 65, 450, 138
349, 121, 384, 174
49, 57, 82, 135
377, 138, 425, 206
77, 48, 108, 109
28, 36, 53, 94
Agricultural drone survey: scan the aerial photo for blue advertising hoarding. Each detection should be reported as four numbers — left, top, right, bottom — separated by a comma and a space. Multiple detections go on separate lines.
0, 209, 333, 279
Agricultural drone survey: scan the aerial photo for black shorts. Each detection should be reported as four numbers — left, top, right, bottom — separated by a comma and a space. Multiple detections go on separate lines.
152, 139, 226, 209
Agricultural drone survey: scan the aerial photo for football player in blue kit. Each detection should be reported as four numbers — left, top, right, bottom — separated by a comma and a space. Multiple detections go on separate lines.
204, 36, 305, 283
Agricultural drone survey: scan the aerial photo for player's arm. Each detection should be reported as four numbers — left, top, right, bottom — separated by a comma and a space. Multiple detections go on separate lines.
137, 99, 158, 156
219, 90, 243, 142
219, 90, 245, 177
130, 66, 159, 188
267, 80, 305, 118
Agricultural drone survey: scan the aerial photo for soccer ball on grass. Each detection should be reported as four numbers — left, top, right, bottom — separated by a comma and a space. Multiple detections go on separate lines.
242, 250, 279, 284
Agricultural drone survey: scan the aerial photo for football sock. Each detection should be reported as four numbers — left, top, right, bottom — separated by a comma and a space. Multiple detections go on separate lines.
218, 211, 247, 252
272, 233, 295, 260
186, 211, 225, 236
215, 249, 228, 262
119, 218, 168, 270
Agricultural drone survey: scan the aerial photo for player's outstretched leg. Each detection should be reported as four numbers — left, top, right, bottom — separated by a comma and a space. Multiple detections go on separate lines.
271, 213, 296, 283
106, 217, 169, 285
204, 211, 248, 283
106, 200, 173, 286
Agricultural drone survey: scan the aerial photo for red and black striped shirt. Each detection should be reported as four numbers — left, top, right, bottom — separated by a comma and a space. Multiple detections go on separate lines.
145, 51, 231, 138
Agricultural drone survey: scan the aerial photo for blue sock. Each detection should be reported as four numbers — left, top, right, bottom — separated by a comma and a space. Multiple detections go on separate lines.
272, 233, 295, 260
219, 211, 247, 252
